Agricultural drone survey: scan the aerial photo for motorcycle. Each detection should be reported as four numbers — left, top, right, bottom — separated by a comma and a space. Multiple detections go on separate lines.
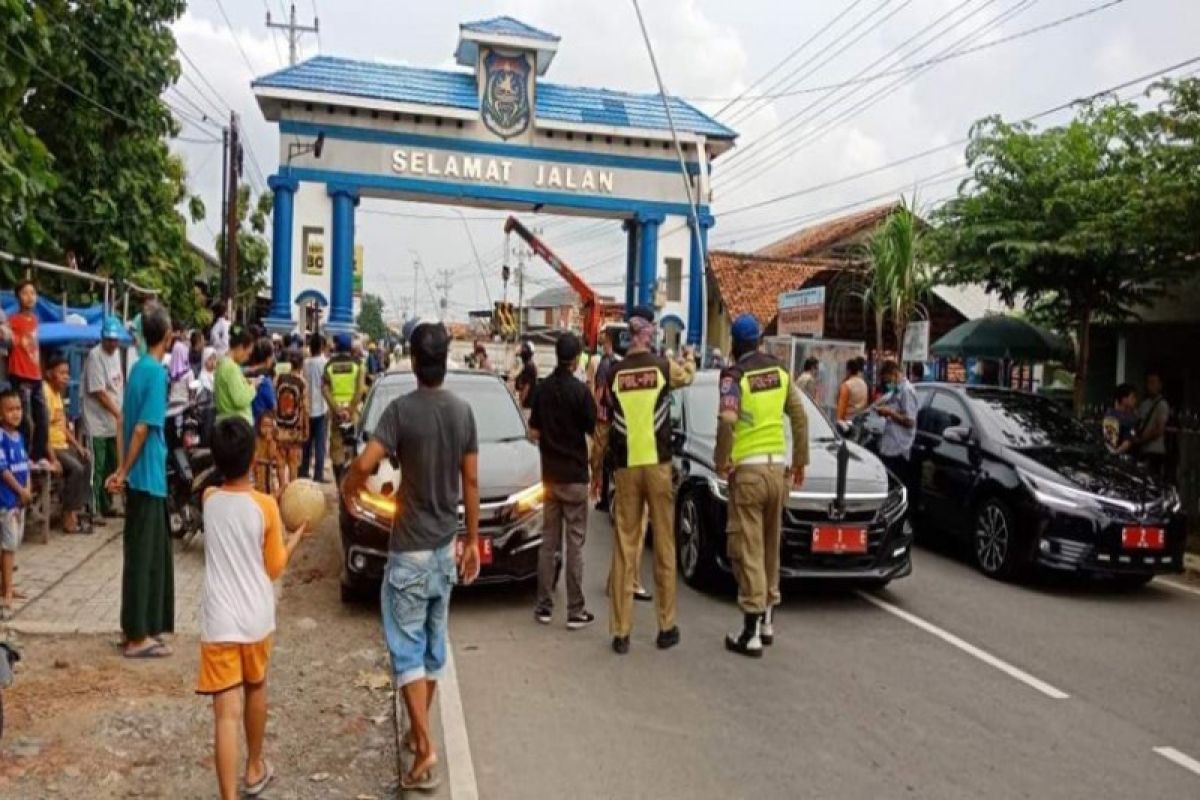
0, 640, 20, 742
333, 411, 358, 483
165, 385, 222, 547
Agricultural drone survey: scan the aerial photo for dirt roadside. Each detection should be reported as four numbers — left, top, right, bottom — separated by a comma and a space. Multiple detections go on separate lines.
0, 513, 403, 799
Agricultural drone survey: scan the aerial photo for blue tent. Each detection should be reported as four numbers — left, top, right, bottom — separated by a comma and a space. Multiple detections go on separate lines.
0, 291, 108, 326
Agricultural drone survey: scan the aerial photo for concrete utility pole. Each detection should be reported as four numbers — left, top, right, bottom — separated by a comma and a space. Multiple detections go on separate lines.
436, 269, 454, 322
516, 247, 526, 341
266, 3, 319, 67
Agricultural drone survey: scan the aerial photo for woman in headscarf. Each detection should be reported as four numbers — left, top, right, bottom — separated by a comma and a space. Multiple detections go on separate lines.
167, 332, 192, 405
198, 346, 218, 393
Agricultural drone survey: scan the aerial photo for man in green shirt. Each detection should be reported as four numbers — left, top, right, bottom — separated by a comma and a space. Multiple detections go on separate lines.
214, 325, 256, 424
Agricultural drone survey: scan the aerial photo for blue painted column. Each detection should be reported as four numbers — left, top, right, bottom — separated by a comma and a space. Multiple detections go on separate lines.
636, 211, 664, 310
686, 211, 714, 346
622, 218, 638, 316
326, 183, 359, 334
264, 174, 299, 333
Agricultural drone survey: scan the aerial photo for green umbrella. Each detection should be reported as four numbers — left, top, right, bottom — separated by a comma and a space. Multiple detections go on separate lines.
929, 315, 1073, 363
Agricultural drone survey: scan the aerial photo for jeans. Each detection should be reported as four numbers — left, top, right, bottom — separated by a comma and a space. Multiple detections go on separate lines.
299, 414, 327, 481
53, 448, 89, 513
11, 376, 47, 461
381, 544, 457, 687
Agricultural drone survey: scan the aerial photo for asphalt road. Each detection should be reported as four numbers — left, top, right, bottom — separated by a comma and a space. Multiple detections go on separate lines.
448, 510, 1200, 800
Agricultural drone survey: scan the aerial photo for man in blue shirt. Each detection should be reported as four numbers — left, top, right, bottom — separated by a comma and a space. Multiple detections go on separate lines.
0, 389, 32, 618
875, 360, 919, 507
106, 302, 174, 659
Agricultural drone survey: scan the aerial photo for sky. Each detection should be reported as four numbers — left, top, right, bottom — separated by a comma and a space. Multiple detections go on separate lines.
170, 0, 1200, 322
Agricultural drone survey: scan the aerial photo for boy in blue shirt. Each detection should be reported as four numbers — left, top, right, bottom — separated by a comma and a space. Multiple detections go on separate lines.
0, 389, 32, 619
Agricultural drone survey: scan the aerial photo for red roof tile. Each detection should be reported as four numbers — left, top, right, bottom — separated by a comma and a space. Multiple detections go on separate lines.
756, 202, 898, 260
708, 251, 844, 330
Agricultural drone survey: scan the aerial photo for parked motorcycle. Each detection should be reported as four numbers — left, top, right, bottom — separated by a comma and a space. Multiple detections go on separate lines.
0, 640, 20, 742
165, 386, 221, 547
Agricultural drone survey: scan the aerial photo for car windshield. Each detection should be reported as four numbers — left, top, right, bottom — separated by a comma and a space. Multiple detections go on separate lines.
363, 374, 527, 443
966, 389, 1098, 449
683, 378, 836, 440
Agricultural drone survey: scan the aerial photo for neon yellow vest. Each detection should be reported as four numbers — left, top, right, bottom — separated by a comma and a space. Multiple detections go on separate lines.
326, 357, 361, 405
731, 365, 789, 464
612, 364, 665, 467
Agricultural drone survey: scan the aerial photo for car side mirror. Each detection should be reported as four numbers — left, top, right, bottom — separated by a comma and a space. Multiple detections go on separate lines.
670, 430, 686, 453
943, 425, 972, 445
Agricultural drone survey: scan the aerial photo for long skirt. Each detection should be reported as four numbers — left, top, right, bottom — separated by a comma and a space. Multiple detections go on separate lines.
120, 489, 175, 641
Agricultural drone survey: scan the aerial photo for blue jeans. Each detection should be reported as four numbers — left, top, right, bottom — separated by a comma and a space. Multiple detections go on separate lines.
381, 544, 457, 687
299, 414, 326, 480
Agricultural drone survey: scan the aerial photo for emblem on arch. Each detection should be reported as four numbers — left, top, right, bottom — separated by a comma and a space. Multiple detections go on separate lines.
481, 50, 532, 140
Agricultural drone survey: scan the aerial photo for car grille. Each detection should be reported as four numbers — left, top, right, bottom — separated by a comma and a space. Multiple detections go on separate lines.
784, 508, 877, 526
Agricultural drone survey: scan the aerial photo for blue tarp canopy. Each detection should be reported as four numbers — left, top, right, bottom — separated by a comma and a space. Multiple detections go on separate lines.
1, 291, 132, 348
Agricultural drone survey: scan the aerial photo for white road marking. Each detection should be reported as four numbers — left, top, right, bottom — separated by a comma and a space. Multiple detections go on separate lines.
440, 646, 479, 799
857, 591, 1070, 700
1157, 578, 1200, 598
1153, 746, 1200, 777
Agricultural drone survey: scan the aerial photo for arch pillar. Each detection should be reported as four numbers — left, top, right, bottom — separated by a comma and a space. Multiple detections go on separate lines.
687, 211, 714, 346
263, 174, 299, 334
326, 183, 359, 334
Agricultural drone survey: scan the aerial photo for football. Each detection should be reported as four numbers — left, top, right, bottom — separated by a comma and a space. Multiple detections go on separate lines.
280, 479, 327, 531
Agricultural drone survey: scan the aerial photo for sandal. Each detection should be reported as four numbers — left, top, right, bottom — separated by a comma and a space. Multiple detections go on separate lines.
244, 758, 274, 797
123, 642, 170, 659
399, 764, 440, 792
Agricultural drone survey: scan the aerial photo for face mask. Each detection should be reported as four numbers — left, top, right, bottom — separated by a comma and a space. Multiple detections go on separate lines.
885, 381, 896, 392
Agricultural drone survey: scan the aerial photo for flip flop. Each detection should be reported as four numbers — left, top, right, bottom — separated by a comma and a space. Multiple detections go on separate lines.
244, 758, 274, 797
123, 642, 170, 659
399, 764, 440, 792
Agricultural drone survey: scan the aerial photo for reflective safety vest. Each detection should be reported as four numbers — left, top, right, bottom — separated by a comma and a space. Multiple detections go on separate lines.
609, 352, 671, 468
325, 355, 361, 406
730, 354, 789, 464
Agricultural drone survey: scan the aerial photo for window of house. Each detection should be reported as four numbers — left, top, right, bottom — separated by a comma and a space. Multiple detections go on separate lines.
665, 257, 683, 302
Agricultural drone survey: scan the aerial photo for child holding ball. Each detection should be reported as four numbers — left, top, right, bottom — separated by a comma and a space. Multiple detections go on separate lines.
198, 416, 311, 799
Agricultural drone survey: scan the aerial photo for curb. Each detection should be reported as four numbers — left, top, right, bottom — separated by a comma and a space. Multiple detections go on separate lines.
1184, 552, 1200, 579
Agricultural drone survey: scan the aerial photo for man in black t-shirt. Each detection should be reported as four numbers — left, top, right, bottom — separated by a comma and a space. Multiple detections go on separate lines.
529, 334, 596, 629
514, 341, 538, 413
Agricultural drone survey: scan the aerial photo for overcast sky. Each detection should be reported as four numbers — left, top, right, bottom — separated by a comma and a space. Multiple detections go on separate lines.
170, 0, 1199, 321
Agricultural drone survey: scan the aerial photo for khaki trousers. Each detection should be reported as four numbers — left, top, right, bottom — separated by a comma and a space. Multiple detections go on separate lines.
609, 463, 676, 637
726, 464, 787, 614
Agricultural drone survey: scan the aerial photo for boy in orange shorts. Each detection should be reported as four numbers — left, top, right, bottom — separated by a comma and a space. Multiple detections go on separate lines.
198, 416, 311, 799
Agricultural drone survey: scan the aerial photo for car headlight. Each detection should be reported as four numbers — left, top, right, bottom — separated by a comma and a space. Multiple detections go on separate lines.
1016, 467, 1134, 513
508, 483, 544, 515
1164, 485, 1182, 514
351, 488, 397, 526
881, 480, 907, 522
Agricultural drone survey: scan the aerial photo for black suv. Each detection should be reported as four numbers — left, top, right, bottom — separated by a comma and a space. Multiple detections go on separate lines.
911, 384, 1185, 584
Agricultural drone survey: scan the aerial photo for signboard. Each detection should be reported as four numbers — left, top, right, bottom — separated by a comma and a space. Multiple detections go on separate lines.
777, 287, 825, 338
902, 320, 930, 363
352, 244, 364, 299
302, 227, 324, 276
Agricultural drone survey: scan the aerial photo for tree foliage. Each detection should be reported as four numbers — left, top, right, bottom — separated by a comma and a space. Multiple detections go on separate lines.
1, 0, 211, 318
214, 184, 273, 319
356, 293, 388, 342
930, 78, 1200, 407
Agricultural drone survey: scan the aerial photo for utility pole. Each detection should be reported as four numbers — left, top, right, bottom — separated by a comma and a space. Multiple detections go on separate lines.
223, 111, 242, 316
266, 3, 320, 67
515, 247, 526, 341
436, 269, 454, 322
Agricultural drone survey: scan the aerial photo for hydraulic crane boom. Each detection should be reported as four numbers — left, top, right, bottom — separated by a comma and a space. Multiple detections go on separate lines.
504, 216, 611, 349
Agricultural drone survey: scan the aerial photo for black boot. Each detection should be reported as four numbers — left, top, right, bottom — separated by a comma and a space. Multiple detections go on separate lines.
724, 613, 763, 658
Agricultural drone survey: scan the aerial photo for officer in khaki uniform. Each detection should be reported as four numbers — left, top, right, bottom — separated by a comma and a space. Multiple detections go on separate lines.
604, 307, 695, 655
714, 315, 808, 658
324, 332, 366, 482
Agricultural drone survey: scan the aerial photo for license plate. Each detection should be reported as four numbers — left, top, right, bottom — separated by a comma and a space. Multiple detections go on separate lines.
183, 432, 198, 448
1121, 526, 1165, 551
455, 536, 493, 565
812, 525, 868, 554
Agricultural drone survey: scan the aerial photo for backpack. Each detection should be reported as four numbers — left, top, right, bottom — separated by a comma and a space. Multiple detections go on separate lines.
275, 374, 305, 430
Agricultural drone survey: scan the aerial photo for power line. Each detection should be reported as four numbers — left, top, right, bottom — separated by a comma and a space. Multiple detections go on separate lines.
177, 46, 234, 117
689, 0, 1127, 103
714, 52, 1200, 220
261, 0, 285, 66
213, 0, 260, 77
1, 40, 144, 128
716, 0, 1041, 195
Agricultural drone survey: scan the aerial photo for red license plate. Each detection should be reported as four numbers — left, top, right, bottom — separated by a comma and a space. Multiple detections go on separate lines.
1121, 526, 1165, 551
812, 525, 868, 554
455, 536, 493, 565
183, 432, 198, 448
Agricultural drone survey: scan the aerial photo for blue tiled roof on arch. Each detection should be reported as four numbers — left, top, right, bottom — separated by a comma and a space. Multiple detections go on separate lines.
460, 15, 560, 42
252, 55, 737, 141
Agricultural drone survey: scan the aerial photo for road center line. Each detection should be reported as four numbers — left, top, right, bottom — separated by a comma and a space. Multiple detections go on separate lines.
1156, 578, 1200, 598
856, 591, 1070, 700
440, 646, 479, 799
1153, 746, 1200, 777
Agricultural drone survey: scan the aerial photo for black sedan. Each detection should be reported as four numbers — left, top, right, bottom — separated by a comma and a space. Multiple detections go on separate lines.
671, 373, 912, 590
911, 384, 1185, 584
338, 370, 544, 601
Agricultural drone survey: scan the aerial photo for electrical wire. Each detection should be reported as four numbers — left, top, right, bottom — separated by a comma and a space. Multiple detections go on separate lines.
262, 0, 285, 66
689, 0, 1126, 103
213, 0, 261, 77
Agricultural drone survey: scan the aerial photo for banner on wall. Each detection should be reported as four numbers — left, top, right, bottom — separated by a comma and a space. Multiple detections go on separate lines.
353, 244, 364, 298
902, 320, 930, 363
302, 227, 325, 276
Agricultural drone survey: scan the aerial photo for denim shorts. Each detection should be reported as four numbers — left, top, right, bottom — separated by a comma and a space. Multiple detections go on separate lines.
381, 543, 457, 687
1, 508, 24, 552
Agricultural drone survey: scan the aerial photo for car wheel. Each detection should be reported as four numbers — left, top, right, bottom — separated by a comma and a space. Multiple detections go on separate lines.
972, 497, 1023, 580
677, 489, 720, 590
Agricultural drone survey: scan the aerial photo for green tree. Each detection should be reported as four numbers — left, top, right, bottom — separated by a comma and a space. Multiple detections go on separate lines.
0, 0, 55, 268
357, 293, 388, 342
13, 0, 206, 314
931, 78, 1200, 408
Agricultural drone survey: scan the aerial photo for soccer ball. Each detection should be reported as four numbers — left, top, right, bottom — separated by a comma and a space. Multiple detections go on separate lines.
280, 479, 327, 531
